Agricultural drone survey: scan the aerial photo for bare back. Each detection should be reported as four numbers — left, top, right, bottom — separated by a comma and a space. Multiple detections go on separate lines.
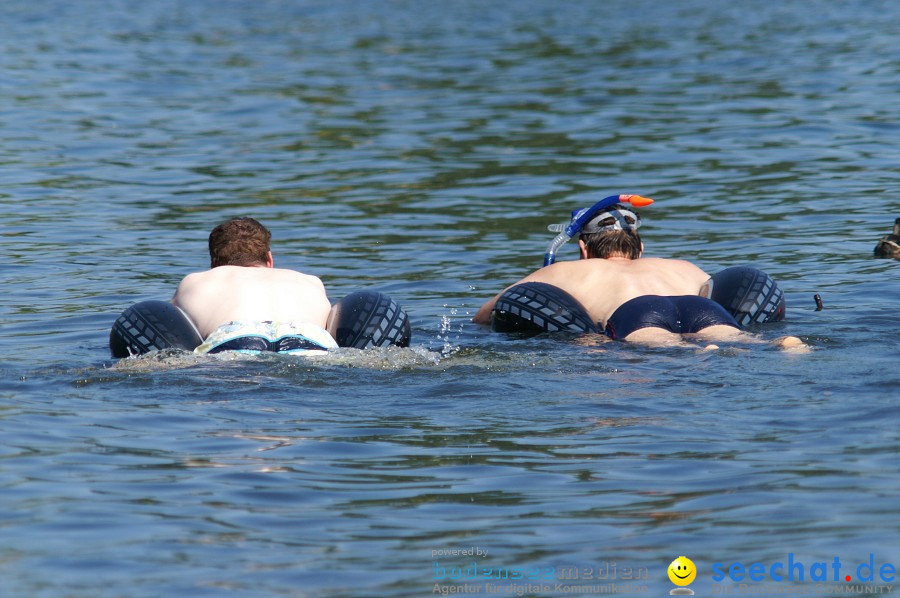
173, 266, 332, 338
475, 257, 710, 327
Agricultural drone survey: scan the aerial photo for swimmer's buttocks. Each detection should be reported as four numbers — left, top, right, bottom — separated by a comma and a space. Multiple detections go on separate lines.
109, 300, 203, 358
490, 282, 600, 335
701, 266, 785, 326
605, 295, 739, 340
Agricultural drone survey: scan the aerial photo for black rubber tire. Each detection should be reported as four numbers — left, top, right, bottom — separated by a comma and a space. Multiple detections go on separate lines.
326, 291, 411, 349
491, 282, 600, 334
705, 266, 786, 327
110, 300, 203, 358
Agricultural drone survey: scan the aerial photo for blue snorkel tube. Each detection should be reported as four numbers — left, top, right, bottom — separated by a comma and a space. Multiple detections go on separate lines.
542, 194, 654, 266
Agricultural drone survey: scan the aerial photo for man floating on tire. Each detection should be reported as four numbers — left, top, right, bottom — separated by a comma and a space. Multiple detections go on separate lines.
110, 217, 410, 357
474, 195, 803, 349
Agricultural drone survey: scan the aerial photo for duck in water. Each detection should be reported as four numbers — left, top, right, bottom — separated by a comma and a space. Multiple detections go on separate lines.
874, 218, 900, 258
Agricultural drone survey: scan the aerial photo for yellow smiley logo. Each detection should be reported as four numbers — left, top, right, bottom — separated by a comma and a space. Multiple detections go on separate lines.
668, 556, 697, 586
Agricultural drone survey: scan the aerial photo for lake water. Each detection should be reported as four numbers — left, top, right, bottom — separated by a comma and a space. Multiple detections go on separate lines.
1, 1, 898, 596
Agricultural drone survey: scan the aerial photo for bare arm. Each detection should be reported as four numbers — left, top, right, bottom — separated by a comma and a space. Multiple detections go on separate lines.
473, 291, 505, 325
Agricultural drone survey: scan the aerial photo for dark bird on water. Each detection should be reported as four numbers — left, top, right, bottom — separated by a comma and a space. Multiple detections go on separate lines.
874, 218, 900, 258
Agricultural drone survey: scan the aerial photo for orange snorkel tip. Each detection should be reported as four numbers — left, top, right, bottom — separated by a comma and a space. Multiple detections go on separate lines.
619, 194, 654, 207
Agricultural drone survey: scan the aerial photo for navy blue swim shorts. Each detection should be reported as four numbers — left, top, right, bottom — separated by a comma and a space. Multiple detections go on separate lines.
604, 295, 740, 340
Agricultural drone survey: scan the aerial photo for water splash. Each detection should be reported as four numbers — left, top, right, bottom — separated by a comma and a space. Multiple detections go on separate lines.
105, 344, 443, 374
437, 306, 465, 357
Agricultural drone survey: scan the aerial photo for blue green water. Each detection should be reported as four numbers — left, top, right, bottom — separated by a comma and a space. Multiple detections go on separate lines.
1, 1, 898, 596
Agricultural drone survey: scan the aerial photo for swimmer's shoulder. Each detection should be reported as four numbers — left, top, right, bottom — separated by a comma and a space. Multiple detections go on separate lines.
636, 257, 709, 288
269, 267, 327, 290
636, 256, 691, 266
176, 268, 213, 288
172, 268, 219, 305
520, 259, 589, 283
528, 259, 627, 281
639, 257, 707, 273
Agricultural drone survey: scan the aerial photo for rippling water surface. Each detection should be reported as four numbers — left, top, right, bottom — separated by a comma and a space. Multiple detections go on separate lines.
1, 1, 899, 596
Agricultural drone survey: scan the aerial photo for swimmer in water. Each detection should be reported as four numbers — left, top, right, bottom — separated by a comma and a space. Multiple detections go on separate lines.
172, 217, 332, 340
474, 202, 804, 349
874, 217, 900, 258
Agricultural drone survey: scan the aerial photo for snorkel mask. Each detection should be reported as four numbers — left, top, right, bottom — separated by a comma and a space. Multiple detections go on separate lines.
543, 194, 654, 266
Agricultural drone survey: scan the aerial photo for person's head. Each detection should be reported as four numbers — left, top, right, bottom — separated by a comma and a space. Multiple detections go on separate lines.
577, 204, 643, 260
208, 217, 273, 268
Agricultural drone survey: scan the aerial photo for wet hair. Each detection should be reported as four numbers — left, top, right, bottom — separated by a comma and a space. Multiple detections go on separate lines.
208, 217, 271, 268
579, 207, 642, 259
